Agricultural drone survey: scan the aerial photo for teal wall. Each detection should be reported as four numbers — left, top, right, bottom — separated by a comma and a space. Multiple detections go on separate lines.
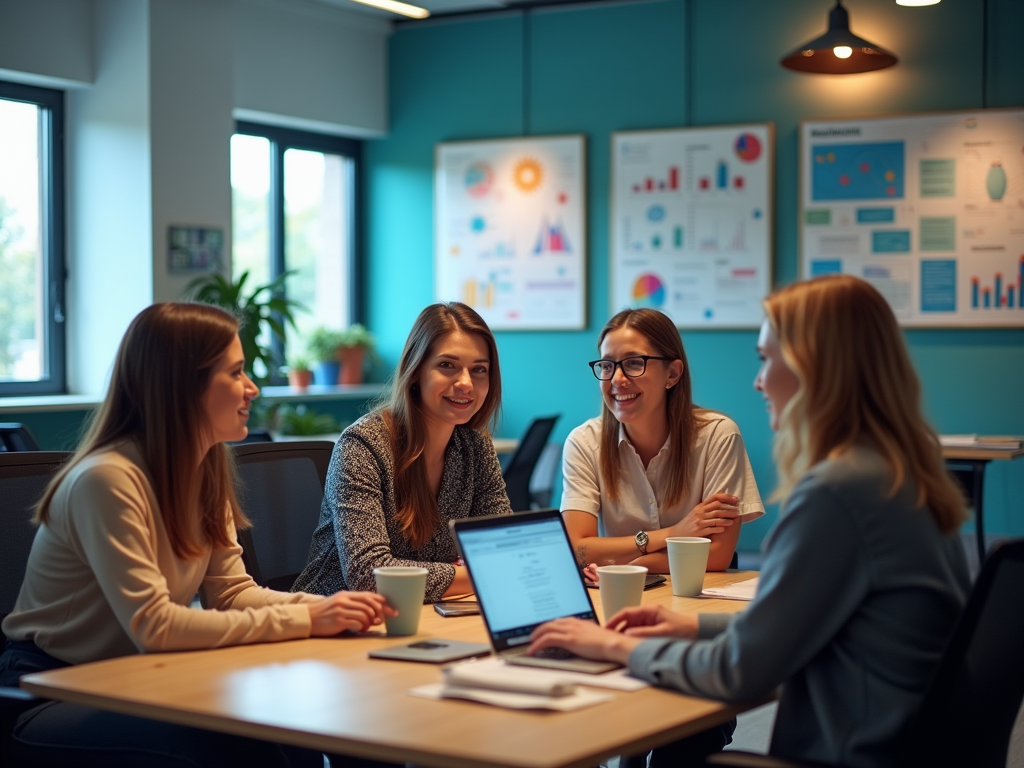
365, 0, 1024, 550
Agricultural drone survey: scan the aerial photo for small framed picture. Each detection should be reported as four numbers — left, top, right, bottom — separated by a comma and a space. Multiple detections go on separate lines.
168, 226, 223, 273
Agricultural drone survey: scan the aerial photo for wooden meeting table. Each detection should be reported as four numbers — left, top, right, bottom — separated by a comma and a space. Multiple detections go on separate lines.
20, 571, 760, 768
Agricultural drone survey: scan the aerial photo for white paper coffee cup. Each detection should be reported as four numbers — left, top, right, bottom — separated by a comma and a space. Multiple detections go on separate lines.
665, 537, 711, 596
373, 566, 429, 636
596, 565, 648, 625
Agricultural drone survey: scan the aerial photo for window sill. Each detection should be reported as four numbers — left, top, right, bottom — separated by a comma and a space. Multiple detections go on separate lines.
0, 394, 105, 413
259, 384, 384, 403
0, 384, 384, 414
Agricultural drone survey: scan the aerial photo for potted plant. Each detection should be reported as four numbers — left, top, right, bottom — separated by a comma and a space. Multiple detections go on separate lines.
186, 270, 305, 386
276, 404, 342, 436
307, 326, 347, 386
336, 324, 376, 385
286, 353, 313, 390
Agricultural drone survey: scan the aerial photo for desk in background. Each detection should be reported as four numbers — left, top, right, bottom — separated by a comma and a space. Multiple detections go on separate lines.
22, 571, 759, 768
942, 446, 1024, 565
491, 437, 519, 455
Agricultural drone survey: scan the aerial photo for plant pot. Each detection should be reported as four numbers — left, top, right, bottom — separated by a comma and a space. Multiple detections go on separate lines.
288, 369, 313, 390
337, 346, 365, 385
314, 361, 341, 386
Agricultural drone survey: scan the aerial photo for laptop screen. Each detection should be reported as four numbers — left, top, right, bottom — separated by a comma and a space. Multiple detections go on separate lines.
454, 513, 597, 649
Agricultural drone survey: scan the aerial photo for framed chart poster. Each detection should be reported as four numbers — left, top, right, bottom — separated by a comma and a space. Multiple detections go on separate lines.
610, 123, 774, 328
800, 108, 1024, 327
435, 135, 586, 330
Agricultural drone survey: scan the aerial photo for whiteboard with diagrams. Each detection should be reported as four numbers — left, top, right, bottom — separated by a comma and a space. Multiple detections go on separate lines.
435, 135, 586, 330
610, 124, 774, 328
800, 108, 1024, 327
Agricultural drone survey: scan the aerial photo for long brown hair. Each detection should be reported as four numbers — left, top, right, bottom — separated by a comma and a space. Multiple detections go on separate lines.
764, 275, 967, 533
382, 303, 501, 549
35, 302, 249, 558
598, 308, 703, 507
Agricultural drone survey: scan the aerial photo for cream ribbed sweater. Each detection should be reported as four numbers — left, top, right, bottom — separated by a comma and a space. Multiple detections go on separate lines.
2, 441, 317, 665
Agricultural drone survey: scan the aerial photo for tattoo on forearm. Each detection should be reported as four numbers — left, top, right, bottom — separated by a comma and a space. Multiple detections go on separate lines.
575, 544, 587, 568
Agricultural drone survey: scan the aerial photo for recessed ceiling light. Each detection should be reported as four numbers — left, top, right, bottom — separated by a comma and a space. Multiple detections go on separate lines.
348, 0, 430, 18
896, 0, 940, 6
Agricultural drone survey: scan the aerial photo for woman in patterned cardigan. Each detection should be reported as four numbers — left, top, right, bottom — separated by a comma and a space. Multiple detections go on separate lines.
293, 302, 513, 603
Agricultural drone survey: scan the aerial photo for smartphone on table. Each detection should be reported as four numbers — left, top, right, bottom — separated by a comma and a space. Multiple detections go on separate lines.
434, 601, 480, 617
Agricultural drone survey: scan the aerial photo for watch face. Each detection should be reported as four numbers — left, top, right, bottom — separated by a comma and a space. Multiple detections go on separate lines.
636, 531, 649, 546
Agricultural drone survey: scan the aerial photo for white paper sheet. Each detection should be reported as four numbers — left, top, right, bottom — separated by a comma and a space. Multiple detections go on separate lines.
410, 683, 614, 711
702, 577, 759, 601
446, 656, 649, 691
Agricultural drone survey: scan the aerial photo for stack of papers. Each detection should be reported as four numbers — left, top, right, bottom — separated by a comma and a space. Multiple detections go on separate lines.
702, 576, 759, 601
939, 435, 1023, 450
409, 657, 645, 711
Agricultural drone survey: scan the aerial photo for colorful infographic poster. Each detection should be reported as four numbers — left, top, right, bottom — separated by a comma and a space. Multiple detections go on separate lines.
435, 135, 586, 330
800, 108, 1024, 327
610, 124, 773, 328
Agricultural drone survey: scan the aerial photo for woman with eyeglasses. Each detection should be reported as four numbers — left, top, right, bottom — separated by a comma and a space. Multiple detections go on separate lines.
562, 308, 764, 576
530, 277, 970, 768
292, 302, 511, 604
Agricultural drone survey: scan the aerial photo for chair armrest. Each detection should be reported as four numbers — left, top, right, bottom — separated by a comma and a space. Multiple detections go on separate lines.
708, 751, 838, 768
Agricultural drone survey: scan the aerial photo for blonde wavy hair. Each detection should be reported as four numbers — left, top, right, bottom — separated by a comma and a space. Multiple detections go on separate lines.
764, 275, 966, 534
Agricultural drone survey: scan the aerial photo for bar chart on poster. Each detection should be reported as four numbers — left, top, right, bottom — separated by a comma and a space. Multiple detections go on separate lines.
610, 124, 773, 329
800, 109, 1024, 327
435, 135, 586, 330
610, 124, 770, 329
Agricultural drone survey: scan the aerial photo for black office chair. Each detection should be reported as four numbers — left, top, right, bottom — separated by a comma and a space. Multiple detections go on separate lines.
708, 537, 1024, 768
229, 428, 274, 446
0, 452, 71, 763
529, 443, 562, 509
503, 415, 559, 512
231, 441, 334, 592
0, 424, 41, 452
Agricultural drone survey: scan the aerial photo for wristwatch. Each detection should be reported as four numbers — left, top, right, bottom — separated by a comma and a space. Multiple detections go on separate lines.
634, 530, 649, 556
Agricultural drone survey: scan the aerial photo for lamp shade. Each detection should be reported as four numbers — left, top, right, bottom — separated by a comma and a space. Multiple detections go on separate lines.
781, 1, 897, 74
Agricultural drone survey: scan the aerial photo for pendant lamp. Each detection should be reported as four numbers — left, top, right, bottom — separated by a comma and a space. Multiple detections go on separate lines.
781, 0, 897, 75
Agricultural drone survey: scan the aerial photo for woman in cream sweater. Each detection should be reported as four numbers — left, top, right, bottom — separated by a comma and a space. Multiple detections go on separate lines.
0, 302, 396, 768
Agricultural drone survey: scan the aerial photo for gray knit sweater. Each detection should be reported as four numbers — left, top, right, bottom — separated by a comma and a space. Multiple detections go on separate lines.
628, 446, 970, 768
292, 412, 512, 602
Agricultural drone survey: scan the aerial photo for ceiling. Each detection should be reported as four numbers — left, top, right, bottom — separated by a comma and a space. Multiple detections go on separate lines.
316, 0, 624, 22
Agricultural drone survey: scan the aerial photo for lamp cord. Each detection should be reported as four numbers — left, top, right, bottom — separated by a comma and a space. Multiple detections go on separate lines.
523, 8, 531, 135
981, 0, 988, 109
685, 0, 693, 125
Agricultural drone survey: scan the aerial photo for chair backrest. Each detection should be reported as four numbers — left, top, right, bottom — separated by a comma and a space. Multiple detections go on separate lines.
229, 428, 274, 445
528, 443, 562, 510
902, 537, 1024, 768
231, 441, 334, 592
0, 423, 42, 452
0, 452, 72, 637
502, 415, 559, 512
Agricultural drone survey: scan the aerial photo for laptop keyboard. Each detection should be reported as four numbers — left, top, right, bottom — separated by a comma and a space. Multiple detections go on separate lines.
531, 647, 575, 660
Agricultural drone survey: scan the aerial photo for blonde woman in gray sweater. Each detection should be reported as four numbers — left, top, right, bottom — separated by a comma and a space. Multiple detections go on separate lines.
529, 276, 970, 768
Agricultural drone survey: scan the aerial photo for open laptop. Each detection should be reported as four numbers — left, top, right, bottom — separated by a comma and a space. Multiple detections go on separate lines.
449, 509, 619, 674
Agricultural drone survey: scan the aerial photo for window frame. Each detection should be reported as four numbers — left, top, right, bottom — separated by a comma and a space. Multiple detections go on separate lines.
0, 80, 66, 396
233, 121, 363, 374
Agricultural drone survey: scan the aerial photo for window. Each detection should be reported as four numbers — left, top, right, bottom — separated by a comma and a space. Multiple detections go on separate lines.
0, 81, 65, 396
230, 122, 360, 379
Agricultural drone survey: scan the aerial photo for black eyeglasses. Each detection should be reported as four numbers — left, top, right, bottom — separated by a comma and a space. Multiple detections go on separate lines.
588, 356, 672, 380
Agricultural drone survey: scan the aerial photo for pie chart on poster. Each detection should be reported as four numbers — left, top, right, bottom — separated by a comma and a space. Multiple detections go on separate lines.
632, 274, 665, 309
734, 133, 762, 163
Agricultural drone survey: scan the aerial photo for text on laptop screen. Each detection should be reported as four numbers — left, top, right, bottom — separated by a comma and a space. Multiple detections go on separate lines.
458, 517, 594, 641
